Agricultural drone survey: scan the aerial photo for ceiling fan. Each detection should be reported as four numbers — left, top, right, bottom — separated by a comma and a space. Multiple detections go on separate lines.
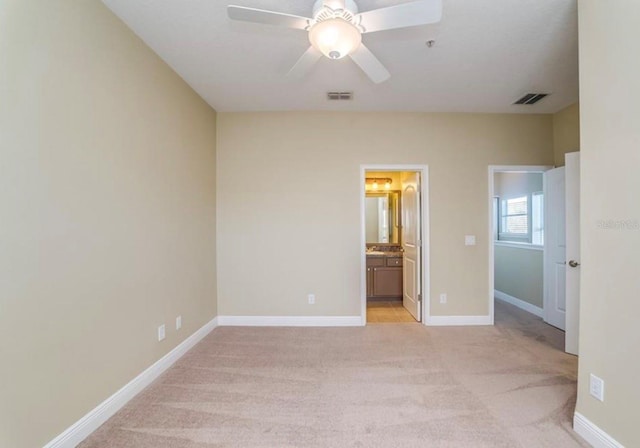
227, 0, 442, 84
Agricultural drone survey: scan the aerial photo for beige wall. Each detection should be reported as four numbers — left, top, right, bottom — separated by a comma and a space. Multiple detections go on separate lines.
576, 1, 640, 446
552, 102, 580, 166
0, 2, 217, 447
217, 112, 554, 317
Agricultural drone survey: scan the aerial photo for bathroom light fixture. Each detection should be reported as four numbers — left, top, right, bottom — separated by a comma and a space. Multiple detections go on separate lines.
365, 177, 393, 190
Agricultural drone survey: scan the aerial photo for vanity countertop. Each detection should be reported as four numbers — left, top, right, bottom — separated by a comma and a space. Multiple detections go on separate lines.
366, 251, 403, 257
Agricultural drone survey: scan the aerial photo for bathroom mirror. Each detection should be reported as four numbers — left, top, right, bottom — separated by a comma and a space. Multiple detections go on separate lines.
365, 191, 401, 244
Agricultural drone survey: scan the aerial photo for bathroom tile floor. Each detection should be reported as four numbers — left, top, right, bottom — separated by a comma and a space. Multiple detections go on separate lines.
366, 300, 418, 323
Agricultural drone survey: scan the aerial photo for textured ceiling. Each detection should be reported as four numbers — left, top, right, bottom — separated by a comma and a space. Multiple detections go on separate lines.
101, 0, 579, 113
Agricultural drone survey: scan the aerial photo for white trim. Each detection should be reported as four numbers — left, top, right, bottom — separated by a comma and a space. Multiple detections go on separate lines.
360, 167, 367, 326
360, 165, 430, 326
573, 412, 624, 448
217, 315, 362, 327
422, 168, 431, 324
44, 317, 219, 448
494, 290, 543, 317
488, 165, 553, 327
494, 240, 544, 251
424, 315, 492, 326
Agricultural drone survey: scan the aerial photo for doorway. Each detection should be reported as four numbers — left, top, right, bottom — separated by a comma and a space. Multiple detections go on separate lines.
360, 165, 430, 325
488, 162, 580, 355
489, 166, 551, 328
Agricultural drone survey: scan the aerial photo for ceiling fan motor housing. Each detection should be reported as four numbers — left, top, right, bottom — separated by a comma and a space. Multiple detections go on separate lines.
308, 1, 363, 60
312, 0, 359, 18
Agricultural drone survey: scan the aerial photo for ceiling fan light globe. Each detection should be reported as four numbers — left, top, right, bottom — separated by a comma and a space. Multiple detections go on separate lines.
308, 18, 362, 60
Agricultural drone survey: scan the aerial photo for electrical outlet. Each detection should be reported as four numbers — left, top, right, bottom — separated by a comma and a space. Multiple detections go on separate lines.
157, 324, 166, 342
465, 235, 476, 246
590, 374, 604, 401
440, 293, 447, 304
176, 316, 182, 330
308, 294, 315, 305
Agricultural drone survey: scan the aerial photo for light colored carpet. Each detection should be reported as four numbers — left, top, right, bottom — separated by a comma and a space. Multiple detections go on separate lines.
80, 301, 588, 447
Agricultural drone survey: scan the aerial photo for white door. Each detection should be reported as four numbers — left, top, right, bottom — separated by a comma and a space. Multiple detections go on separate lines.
401, 172, 421, 321
544, 167, 567, 330
565, 153, 581, 355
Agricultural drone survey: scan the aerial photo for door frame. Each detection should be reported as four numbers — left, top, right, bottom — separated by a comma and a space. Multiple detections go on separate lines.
488, 165, 553, 324
360, 164, 430, 326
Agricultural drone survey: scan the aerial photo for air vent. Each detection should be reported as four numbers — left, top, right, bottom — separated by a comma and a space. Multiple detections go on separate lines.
514, 93, 549, 105
327, 91, 353, 101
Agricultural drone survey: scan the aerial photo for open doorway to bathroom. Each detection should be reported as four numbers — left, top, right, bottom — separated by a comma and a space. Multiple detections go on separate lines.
361, 166, 429, 325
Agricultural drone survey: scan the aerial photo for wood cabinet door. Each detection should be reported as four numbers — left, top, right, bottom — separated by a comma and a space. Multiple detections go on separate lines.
372, 267, 403, 297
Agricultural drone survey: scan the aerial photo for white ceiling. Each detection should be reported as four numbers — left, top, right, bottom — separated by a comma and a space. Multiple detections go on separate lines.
101, 0, 578, 113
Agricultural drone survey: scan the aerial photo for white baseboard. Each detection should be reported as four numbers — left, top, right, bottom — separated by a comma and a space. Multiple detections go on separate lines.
494, 290, 544, 318
44, 317, 219, 448
424, 315, 492, 326
573, 412, 624, 448
217, 315, 362, 327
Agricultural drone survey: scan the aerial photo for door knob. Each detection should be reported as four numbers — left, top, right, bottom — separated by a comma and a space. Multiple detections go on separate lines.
568, 260, 580, 268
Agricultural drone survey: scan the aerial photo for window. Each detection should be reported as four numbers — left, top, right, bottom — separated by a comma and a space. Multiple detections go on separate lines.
501, 196, 528, 235
496, 192, 544, 245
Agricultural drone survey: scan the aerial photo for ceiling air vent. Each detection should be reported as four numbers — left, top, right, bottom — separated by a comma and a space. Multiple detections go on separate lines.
327, 91, 353, 101
514, 93, 549, 105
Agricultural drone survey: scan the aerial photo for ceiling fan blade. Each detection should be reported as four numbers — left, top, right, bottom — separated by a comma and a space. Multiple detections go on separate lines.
357, 0, 442, 34
287, 46, 323, 79
228, 5, 311, 30
349, 44, 391, 84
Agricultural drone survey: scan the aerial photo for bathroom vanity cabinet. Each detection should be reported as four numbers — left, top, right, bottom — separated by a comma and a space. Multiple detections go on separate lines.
366, 255, 403, 299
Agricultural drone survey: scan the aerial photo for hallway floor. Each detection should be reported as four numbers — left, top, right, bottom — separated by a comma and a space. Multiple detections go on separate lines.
366, 299, 418, 323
